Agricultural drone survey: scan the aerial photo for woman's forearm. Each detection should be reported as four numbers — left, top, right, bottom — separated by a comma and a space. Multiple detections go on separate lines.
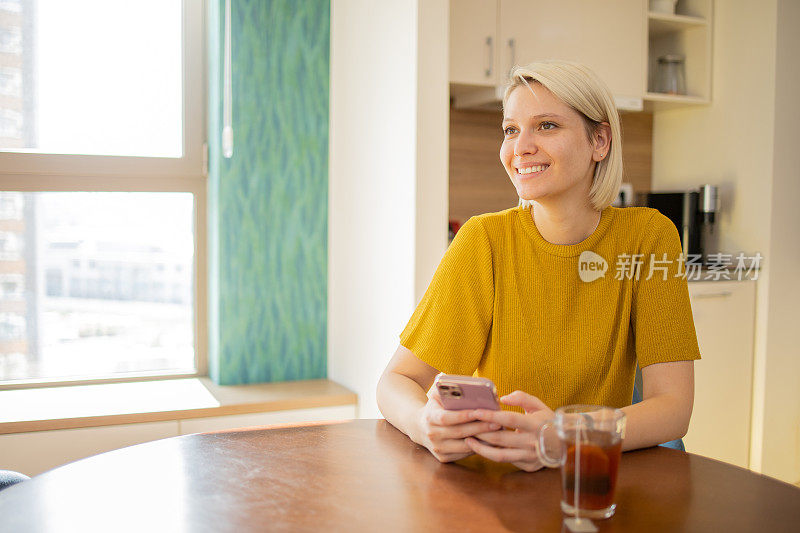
620, 393, 692, 451
376, 371, 429, 444
620, 360, 695, 451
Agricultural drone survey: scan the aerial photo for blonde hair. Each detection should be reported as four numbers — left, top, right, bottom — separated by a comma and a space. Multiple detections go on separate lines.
502, 60, 623, 211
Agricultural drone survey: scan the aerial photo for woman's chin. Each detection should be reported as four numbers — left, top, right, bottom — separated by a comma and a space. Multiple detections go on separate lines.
516, 188, 547, 202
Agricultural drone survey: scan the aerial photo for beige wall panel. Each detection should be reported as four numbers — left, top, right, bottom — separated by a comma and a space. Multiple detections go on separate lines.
0, 421, 179, 477
178, 405, 357, 435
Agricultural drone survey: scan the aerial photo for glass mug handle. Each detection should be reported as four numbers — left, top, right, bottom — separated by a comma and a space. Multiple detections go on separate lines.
537, 420, 561, 468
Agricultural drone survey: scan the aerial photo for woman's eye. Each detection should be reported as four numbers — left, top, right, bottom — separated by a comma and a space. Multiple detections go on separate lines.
540, 121, 557, 131
503, 126, 518, 135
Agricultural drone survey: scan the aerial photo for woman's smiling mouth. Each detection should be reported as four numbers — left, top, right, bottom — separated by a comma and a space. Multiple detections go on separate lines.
516, 164, 549, 176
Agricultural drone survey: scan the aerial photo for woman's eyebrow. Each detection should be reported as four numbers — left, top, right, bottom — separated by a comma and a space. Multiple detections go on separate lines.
502, 113, 567, 124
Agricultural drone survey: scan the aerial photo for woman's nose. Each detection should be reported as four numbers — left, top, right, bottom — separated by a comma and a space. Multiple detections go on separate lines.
514, 129, 538, 156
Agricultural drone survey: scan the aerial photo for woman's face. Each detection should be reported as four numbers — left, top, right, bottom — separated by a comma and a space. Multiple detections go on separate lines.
500, 83, 609, 205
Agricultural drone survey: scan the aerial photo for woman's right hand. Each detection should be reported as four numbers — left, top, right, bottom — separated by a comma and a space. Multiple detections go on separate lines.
414, 386, 502, 463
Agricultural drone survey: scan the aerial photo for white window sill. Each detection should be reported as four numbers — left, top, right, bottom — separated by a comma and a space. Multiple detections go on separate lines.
0, 378, 357, 434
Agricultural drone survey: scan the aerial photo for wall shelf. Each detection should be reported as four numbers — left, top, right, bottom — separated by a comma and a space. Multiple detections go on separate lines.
648, 12, 708, 37
644, 91, 710, 112
647, 0, 714, 103
645, 91, 709, 104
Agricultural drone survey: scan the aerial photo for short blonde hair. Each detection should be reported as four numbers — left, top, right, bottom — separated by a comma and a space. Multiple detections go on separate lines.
502, 60, 623, 211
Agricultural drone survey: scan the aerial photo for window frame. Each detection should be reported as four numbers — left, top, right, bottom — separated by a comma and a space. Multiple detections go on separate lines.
0, 0, 207, 390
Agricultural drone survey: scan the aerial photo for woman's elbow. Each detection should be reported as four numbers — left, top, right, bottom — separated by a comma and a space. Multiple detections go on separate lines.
376, 370, 390, 415
675, 397, 694, 438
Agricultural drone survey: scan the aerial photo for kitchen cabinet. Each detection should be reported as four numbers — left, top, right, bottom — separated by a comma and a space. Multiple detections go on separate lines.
500, 0, 646, 101
450, 0, 646, 106
449, 0, 498, 86
449, 1, 715, 110
683, 279, 756, 469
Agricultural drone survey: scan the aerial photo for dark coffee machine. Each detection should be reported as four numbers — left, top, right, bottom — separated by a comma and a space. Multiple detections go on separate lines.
646, 185, 719, 261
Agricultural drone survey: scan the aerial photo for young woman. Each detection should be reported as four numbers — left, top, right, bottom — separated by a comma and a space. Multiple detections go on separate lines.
376, 60, 700, 472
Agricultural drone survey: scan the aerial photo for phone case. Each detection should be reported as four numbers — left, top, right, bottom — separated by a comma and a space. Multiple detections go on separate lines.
434, 373, 500, 410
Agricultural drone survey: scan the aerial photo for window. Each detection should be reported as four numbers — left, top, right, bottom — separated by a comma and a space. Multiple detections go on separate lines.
0, 1, 205, 387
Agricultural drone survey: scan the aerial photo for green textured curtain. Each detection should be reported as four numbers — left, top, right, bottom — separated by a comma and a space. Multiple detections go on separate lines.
207, 0, 329, 384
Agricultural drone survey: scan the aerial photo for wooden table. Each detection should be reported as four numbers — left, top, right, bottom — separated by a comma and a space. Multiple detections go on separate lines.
1, 419, 799, 532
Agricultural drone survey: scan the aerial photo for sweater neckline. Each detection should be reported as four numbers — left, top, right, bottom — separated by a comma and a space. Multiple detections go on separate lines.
517, 205, 615, 257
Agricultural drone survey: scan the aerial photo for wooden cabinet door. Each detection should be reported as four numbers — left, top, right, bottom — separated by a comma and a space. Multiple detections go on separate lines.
450, 0, 499, 86
684, 281, 756, 468
498, 0, 645, 98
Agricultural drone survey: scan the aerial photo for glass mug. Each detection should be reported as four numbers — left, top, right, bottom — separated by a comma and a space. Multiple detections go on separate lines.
538, 405, 626, 520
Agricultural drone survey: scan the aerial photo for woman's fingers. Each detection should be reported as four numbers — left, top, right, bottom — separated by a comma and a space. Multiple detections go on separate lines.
500, 391, 550, 414
469, 408, 527, 429
466, 434, 543, 471
439, 421, 502, 439
419, 399, 501, 461
465, 437, 531, 464
430, 437, 472, 456
428, 407, 481, 426
472, 428, 536, 450
448, 393, 552, 470
424, 420, 500, 443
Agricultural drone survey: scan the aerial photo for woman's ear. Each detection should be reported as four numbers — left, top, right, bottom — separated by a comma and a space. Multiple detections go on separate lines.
592, 122, 612, 162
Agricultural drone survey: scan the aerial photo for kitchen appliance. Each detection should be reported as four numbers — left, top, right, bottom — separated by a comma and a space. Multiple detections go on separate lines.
646, 186, 719, 261
613, 182, 635, 207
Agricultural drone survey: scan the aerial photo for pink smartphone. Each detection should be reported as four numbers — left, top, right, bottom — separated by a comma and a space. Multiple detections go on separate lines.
434, 373, 500, 411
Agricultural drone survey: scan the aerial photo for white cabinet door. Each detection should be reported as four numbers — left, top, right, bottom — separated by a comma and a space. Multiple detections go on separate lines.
498, 0, 645, 98
684, 280, 756, 468
450, 0, 499, 86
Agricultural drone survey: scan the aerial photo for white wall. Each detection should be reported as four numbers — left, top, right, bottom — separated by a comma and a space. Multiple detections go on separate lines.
328, 0, 449, 418
415, 1, 450, 303
759, 0, 800, 482
651, 0, 800, 483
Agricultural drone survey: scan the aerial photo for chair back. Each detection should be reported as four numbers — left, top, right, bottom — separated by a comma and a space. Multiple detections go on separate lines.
0, 470, 30, 492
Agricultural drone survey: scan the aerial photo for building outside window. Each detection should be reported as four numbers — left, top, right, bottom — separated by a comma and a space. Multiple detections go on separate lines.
0, 0, 205, 386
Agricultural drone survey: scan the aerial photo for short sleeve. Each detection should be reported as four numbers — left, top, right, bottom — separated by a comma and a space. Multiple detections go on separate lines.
632, 212, 702, 368
399, 216, 494, 375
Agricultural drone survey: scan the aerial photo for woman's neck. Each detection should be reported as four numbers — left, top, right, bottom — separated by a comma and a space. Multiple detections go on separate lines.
530, 201, 602, 245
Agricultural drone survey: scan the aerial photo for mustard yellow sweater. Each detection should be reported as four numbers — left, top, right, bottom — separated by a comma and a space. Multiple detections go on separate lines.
400, 206, 700, 410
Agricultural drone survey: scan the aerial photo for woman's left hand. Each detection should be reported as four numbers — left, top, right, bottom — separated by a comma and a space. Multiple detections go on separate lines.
465, 391, 554, 472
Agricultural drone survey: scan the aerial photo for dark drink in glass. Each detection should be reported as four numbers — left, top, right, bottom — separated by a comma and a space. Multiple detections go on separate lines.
561, 429, 623, 516
539, 405, 627, 520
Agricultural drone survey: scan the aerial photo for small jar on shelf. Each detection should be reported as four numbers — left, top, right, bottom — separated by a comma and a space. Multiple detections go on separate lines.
655, 54, 687, 95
